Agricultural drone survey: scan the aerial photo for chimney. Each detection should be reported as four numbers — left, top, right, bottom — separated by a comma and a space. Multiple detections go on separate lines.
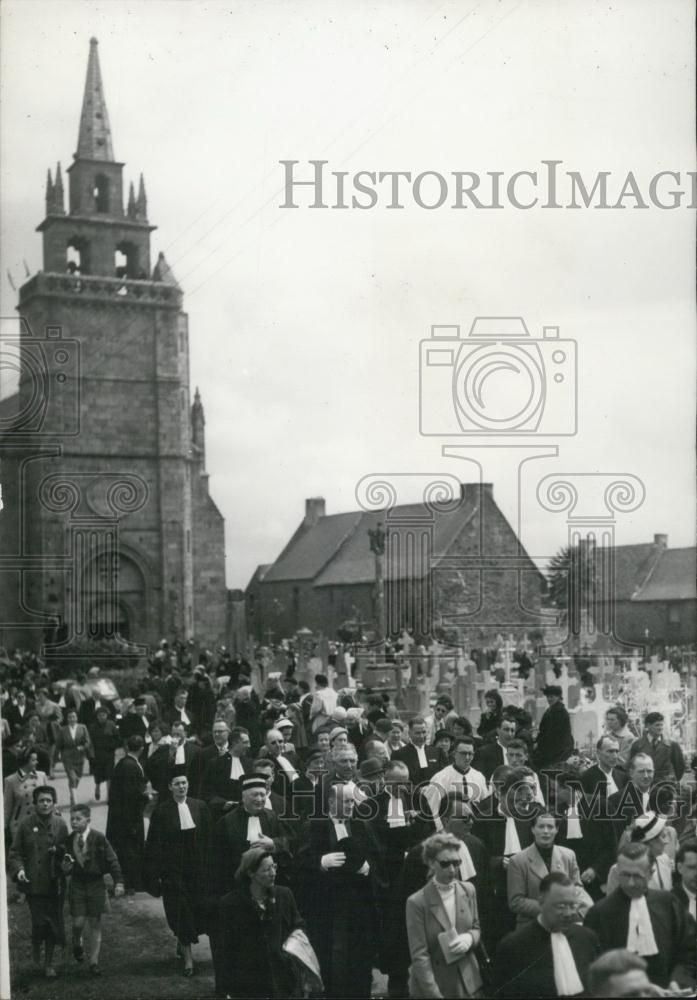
460, 482, 494, 501
304, 497, 326, 526
653, 533, 668, 549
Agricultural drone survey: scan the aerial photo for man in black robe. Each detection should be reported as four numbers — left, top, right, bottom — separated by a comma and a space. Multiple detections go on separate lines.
299, 781, 384, 999
105, 735, 149, 895
494, 872, 601, 998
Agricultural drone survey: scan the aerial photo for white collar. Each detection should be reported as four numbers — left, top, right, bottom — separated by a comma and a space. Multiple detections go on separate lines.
432, 878, 455, 894
75, 826, 91, 842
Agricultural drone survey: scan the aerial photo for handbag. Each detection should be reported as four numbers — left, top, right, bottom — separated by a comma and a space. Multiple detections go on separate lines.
473, 938, 493, 989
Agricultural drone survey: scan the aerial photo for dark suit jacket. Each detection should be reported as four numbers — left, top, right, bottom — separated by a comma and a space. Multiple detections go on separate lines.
672, 882, 696, 922
145, 741, 204, 799
106, 754, 147, 854
471, 795, 535, 897
267, 751, 301, 799
201, 742, 230, 766
213, 806, 291, 894
164, 705, 199, 734
201, 753, 254, 821
392, 743, 445, 787
473, 741, 505, 781
78, 697, 116, 726
367, 788, 431, 890
630, 735, 685, 783
606, 783, 663, 845
534, 701, 574, 768
580, 764, 628, 798
119, 712, 155, 744
67, 828, 123, 884
3, 702, 33, 735
494, 919, 601, 998
584, 888, 696, 989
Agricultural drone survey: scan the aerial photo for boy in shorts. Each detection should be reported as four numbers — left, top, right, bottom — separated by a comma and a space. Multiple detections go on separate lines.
63, 803, 124, 975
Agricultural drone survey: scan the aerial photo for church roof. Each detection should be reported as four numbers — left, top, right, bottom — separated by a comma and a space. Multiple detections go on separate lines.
76, 38, 115, 161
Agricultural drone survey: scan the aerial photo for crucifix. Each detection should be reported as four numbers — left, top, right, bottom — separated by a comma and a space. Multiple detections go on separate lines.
368, 521, 387, 645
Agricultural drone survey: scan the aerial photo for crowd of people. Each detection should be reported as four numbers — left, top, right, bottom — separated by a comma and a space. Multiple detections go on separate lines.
2, 644, 697, 998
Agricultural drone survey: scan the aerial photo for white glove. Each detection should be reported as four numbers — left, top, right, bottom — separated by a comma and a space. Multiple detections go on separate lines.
321, 852, 346, 870
450, 933, 473, 955
357, 861, 370, 876
17, 869, 29, 883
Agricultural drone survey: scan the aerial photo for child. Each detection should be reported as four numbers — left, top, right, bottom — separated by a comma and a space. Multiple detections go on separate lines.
63, 803, 124, 975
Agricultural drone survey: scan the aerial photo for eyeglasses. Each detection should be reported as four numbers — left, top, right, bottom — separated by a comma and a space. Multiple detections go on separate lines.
437, 859, 461, 869
257, 862, 277, 873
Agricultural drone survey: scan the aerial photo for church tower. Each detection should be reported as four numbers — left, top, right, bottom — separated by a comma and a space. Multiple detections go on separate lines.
0, 39, 227, 653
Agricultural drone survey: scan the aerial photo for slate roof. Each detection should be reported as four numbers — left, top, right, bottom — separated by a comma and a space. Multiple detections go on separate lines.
632, 547, 696, 602
261, 487, 543, 588
313, 501, 475, 586
602, 540, 696, 603
246, 563, 272, 590
604, 543, 657, 601
262, 512, 362, 583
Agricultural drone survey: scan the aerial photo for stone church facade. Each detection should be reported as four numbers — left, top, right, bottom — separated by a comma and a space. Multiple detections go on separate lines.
0, 39, 227, 653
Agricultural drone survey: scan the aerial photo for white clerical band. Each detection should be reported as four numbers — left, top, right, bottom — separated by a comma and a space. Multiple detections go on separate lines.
627, 896, 659, 957
550, 932, 585, 996
177, 801, 196, 830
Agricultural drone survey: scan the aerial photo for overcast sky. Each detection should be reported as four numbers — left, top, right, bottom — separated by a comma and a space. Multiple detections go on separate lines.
1, 0, 695, 589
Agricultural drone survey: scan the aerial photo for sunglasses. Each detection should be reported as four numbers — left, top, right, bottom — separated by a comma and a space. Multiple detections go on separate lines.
437, 859, 461, 869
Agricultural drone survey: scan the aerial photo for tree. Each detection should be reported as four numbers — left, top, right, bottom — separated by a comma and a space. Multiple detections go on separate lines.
546, 543, 600, 617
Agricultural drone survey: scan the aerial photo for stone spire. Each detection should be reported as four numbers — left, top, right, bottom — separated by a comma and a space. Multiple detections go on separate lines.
152, 251, 180, 287
45, 168, 54, 214
191, 388, 206, 466
76, 37, 114, 161
136, 174, 148, 220
53, 162, 65, 213
127, 181, 137, 219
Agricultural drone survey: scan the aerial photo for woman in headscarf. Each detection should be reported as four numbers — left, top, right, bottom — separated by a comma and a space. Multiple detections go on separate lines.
406, 832, 484, 999
144, 771, 213, 976
218, 846, 306, 998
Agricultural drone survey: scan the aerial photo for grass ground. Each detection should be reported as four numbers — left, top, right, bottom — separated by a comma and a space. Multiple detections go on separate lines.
7, 892, 216, 999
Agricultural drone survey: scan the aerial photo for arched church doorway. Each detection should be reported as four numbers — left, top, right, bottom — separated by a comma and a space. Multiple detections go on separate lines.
82, 551, 147, 642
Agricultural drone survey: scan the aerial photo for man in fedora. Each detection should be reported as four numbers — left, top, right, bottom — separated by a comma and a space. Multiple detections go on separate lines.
357, 756, 384, 797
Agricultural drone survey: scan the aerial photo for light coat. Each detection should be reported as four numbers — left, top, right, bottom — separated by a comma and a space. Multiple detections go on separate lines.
406, 879, 483, 999
507, 842, 591, 925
